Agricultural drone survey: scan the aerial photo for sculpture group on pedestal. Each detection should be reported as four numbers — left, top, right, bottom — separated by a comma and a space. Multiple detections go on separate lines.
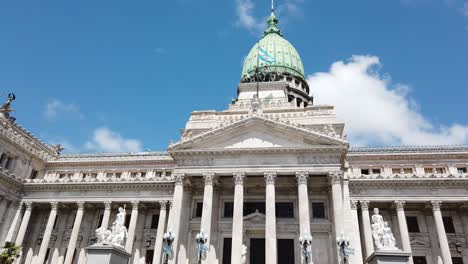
371, 208, 398, 251
95, 207, 128, 248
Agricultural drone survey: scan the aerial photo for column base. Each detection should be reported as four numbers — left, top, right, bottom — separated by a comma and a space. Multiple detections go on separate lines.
85, 245, 131, 264
366, 250, 411, 264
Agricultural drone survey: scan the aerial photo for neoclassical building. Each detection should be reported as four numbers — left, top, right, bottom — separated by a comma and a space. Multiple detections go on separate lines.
0, 7, 467, 264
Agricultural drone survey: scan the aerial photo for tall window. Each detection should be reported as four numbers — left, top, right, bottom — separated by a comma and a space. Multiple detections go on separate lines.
275, 203, 294, 218
443, 217, 456, 233
30, 170, 38, 179
195, 202, 203, 218
151, 214, 159, 229
452, 257, 463, 264
243, 202, 265, 215
312, 202, 326, 219
145, 250, 154, 264
224, 202, 234, 218
406, 216, 420, 233
125, 214, 131, 229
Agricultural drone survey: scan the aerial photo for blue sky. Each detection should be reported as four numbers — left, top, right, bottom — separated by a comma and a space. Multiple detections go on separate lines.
0, 0, 467, 152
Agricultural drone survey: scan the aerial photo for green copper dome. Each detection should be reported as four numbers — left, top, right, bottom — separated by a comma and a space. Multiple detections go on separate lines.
241, 12, 305, 80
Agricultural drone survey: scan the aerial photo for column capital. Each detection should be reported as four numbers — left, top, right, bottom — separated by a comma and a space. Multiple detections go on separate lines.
159, 200, 169, 210
296, 171, 309, 185
203, 173, 216, 186
77, 201, 85, 210
360, 200, 370, 211
394, 200, 405, 211
174, 173, 185, 185
431, 200, 442, 211
17, 201, 25, 210
233, 172, 246, 185
264, 172, 277, 184
104, 201, 112, 210
328, 171, 342, 185
50, 201, 59, 210
350, 200, 358, 210
131, 200, 140, 209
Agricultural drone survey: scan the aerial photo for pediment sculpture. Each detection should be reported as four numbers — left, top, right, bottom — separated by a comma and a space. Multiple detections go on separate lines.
371, 208, 398, 251
94, 207, 128, 247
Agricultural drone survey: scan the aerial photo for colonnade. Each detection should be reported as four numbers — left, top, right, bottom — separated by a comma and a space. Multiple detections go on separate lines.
0, 199, 171, 264
168, 171, 339, 264
354, 200, 455, 264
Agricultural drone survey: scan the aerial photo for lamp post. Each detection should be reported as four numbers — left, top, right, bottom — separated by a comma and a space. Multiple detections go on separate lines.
336, 233, 354, 264
162, 229, 176, 264
299, 232, 312, 263
195, 229, 209, 264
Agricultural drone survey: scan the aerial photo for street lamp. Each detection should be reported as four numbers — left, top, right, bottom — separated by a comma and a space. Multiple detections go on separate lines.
336, 233, 354, 264
195, 229, 209, 264
299, 232, 312, 263
162, 229, 176, 264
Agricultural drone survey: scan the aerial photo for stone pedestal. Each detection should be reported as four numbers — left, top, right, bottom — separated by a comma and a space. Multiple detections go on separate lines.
366, 251, 411, 264
85, 245, 131, 264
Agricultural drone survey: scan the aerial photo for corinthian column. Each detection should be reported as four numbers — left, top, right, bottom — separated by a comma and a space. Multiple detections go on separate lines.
14, 201, 32, 246
101, 201, 112, 229
329, 172, 343, 237
36, 202, 59, 264
296, 172, 311, 236
431, 201, 452, 264
265, 172, 277, 264
168, 174, 185, 264
153, 201, 168, 264
394, 201, 412, 259
201, 173, 215, 261
125, 200, 140, 253
4, 201, 23, 243
231, 172, 245, 264
360, 201, 374, 258
64, 201, 85, 264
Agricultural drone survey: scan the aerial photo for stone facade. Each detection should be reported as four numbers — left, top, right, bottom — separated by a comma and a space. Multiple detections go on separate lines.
1, 9, 467, 264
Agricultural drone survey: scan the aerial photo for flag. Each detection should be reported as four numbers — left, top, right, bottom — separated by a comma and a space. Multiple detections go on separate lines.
258, 46, 276, 63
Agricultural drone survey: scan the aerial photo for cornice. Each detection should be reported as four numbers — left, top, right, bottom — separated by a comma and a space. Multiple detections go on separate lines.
349, 178, 468, 188
348, 145, 468, 161
23, 180, 175, 192
0, 117, 57, 160
48, 152, 175, 167
0, 169, 24, 190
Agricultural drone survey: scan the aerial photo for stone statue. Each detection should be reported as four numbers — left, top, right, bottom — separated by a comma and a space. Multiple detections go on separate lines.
371, 208, 398, 250
95, 207, 128, 247
0, 93, 16, 119
240, 243, 247, 264
249, 94, 262, 114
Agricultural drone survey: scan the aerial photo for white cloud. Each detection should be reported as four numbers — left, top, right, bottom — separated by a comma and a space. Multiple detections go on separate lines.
234, 0, 304, 34
44, 98, 83, 121
85, 127, 142, 152
235, 0, 263, 33
307, 55, 468, 146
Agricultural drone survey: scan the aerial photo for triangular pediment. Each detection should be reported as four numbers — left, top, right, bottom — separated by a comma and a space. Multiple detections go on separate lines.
169, 115, 347, 152
243, 210, 266, 222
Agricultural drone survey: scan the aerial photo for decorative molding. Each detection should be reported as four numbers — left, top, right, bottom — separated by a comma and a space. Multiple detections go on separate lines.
131, 200, 139, 209
264, 172, 276, 185
174, 174, 185, 186
203, 173, 216, 186
296, 171, 309, 185
159, 200, 169, 210
50, 201, 59, 210
77, 201, 85, 210
394, 200, 405, 211
104, 201, 112, 210
360, 200, 370, 211
328, 171, 342, 185
233, 172, 246, 185
431, 200, 442, 211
